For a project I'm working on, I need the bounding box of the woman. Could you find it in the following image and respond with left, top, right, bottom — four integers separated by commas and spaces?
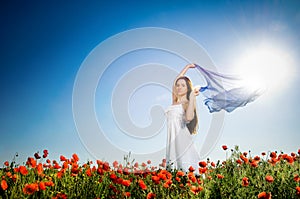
165, 63, 200, 171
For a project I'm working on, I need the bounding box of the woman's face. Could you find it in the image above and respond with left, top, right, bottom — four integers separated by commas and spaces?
175, 79, 188, 97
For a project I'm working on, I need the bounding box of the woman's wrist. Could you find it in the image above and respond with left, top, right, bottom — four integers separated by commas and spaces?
186, 64, 192, 69
189, 93, 196, 102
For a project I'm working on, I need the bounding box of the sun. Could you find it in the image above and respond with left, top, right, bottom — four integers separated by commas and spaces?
234, 43, 294, 96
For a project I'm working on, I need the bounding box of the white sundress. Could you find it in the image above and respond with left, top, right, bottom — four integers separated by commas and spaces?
165, 104, 200, 171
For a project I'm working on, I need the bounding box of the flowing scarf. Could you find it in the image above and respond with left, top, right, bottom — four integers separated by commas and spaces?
195, 64, 263, 113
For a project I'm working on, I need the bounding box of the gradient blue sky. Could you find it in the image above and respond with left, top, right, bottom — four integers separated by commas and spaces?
1, 0, 300, 165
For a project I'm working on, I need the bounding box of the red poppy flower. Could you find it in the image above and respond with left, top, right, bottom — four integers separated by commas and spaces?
96, 160, 103, 165
291, 152, 296, 157
34, 152, 41, 159
258, 191, 271, 199
39, 182, 46, 191
188, 172, 197, 183
284, 155, 294, 164
265, 175, 274, 183
97, 168, 104, 175
258, 192, 266, 198
37, 163, 43, 175
240, 155, 248, 163
43, 150, 48, 158
157, 173, 167, 180
236, 159, 242, 165
211, 162, 216, 167
71, 163, 80, 175
44, 181, 54, 187
188, 166, 195, 172
1, 180, 8, 191
190, 185, 203, 195
163, 180, 172, 188
124, 192, 131, 197
121, 167, 129, 175
5, 172, 11, 178
141, 162, 147, 167
122, 179, 131, 187
11, 174, 17, 182
53, 163, 61, 170
151, 176, 160, 184
4, 161, 9, 167
199, 167, 207, 174
53, 193, 67, 199
217, 174, 224, 179
199, 161, 207, 168
60, 155, 67, 162
242, 177, 249, 186
222, 145, 228, 150
296, 186, 300, 196
103, 162, 110, 171
250, 161, 258, 168
72, 154, 79, 162
176, 171, 185, 177
114, 177, 122, 184
26, 157, 36, 168
61, 162, 68, 170
112, 161, 118, 169
165, 171, 172, 179
268, 157, 278, 165
23, 183, 38, 195
254, 156, 260, 161
158, 169, 171, 179
138, 179, 147, 190
294, 175, 300, 182
85, 168, 92, 177
110, 173, 117, 181
147, 192, 156, 199
57, 171, 63, 179
19, 166, 28, 175
116, 167, 123, 174
270, 151, 277, 158
147, 160, 151, 164
261, 152, 266, 156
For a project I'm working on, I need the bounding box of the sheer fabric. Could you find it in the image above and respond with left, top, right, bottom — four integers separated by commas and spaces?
195, 64, 263, 113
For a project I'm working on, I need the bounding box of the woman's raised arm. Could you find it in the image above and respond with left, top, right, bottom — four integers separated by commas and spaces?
177, 63, 195, 78
172, 64, 196, 104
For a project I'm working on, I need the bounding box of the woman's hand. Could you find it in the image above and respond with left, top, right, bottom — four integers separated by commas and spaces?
186, 63, 196, 69
190, 87, 200, 98
177, 63, 196, 77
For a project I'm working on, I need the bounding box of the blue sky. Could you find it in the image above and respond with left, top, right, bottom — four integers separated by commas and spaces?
1, 0, 300, 166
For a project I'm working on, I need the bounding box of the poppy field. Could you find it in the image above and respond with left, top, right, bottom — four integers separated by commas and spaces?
1, 145, 300, 199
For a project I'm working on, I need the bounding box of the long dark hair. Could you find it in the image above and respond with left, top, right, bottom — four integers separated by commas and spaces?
175, 76, 198, 134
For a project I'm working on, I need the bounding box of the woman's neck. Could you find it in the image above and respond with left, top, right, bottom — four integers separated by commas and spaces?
176, 95, 188, 104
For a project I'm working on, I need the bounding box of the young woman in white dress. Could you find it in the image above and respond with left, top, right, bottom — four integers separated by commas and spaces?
165, 63, 201, 171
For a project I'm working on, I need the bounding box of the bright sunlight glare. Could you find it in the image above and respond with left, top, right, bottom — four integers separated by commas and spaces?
234, 43, 294, 96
